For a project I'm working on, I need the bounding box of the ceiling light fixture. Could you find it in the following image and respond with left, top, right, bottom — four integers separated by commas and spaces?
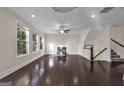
91, 14, 96, 18
31, 14, 35, 18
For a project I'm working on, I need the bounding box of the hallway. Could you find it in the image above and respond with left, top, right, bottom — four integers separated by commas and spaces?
1, 55, 124, 86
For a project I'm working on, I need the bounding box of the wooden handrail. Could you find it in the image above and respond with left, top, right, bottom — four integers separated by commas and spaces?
84, 44, 93, 49
84, 44, 93, 46
93, 48, 107, 59
111, 38, 124, 48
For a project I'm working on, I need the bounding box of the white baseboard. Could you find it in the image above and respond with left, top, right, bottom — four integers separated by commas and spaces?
0, 54, 45, 79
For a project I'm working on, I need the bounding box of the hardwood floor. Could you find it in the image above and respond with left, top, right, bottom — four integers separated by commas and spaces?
0, 54, 124, 86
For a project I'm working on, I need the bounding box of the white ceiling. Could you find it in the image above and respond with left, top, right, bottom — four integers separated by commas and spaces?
7, 7, 124, 34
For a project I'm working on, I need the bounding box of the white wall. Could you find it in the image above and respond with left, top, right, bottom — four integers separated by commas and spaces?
45, 33, 80, 54
93, 26, 111, 62
0, 8, 45, 79
84, 27, 105, 45
78, 28, 91, 59
110, 26, 124, 58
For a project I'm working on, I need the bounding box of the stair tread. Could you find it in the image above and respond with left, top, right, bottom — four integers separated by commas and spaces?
112, 60, 124, 61
112, 57, 123, 58
111, 56, 120, 58
111, 52, 116, 54
111, 49, 124, 62
111, 55, 120, 56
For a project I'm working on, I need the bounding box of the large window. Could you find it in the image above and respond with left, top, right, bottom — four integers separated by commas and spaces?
40, 37, 43, 50
17, 25, 29, 56
32, 33, 38, 52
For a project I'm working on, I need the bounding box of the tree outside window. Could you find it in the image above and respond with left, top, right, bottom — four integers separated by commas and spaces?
40, 37, 43, 50
33, 33, 38, 52
17, 26, 29, 56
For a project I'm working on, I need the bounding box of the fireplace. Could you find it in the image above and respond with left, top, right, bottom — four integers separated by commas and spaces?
57, 47, 66, 56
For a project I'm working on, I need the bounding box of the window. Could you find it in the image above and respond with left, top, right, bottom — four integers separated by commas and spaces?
17, 25, 29, 57
32, 33, 38, 52
40, 37, 43, 50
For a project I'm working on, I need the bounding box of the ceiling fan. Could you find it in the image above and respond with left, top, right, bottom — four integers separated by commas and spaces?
58, 25, 70, 33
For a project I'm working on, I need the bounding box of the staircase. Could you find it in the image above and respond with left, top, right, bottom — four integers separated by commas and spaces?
111, 50, 124, 62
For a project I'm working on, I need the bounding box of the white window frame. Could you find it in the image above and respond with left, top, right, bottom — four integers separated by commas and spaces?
16, 24, 29, 58
40, 36, 43, 51
32, 32, 39, 53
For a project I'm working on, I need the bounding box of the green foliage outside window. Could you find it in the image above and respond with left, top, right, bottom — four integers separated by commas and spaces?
33, 33, 38, 52
40, 37, 43, 50
17, 27, 27, 56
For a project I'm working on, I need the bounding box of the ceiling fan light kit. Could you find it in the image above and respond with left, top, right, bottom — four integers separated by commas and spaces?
60, 28, 65, 33
58, 25, 70, 33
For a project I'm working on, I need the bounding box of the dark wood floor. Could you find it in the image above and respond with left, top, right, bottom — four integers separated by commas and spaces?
0, 54, 124, 86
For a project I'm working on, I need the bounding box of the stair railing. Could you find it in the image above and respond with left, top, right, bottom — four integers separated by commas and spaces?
84, 44, 94, 61
84, 45, 107, 72
84, 45, 107, 61
93, 48, 107, 60
111, 38, 124, 48
84, 44, 93, 49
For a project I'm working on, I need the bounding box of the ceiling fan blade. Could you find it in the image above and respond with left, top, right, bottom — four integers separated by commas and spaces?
64, 30, 70, 33
64, 31, 68, 33
64, 29, 70, 32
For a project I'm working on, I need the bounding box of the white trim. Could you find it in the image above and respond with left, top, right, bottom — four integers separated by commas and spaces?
32, 32, 39, 54
45, 53, 80, 55
94, 60, 111, 62
16, 23, 30, 58
32, 51, 39, 54
79, 54, 111, 62
16, 54, 29, 59
0, 54, 45, 79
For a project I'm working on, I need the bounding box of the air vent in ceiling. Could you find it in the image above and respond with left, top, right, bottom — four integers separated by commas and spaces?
100, 7, 114, 13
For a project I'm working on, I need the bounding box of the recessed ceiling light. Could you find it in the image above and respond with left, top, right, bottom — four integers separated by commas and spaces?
91, 14, 96, 18
31, 14, 35, 18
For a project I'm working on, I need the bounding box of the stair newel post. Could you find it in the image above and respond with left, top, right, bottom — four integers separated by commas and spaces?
90, 46, 94, 61
90, 46, 94, 72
